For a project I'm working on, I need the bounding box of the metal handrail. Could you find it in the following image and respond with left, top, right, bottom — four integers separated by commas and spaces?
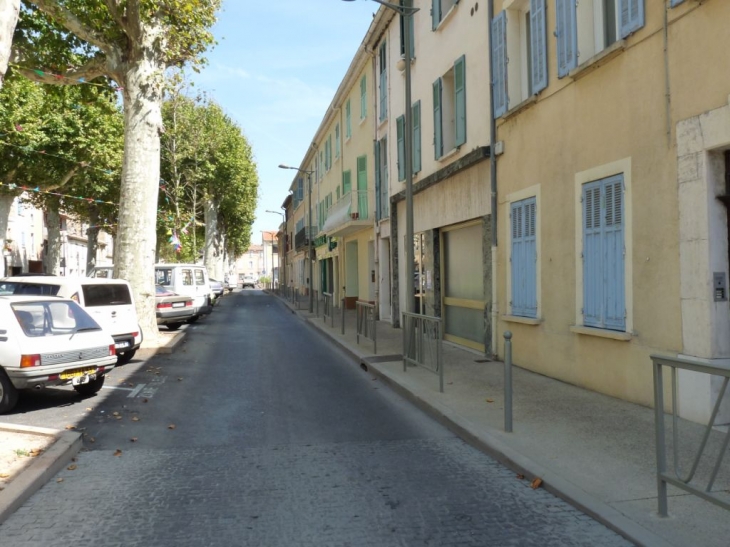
356, 301, 377, 354
323, 292, 334, 327
651, 354, 730, 516
402, 311, 443, 392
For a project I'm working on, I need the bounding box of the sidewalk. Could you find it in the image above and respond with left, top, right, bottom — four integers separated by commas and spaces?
276, 291, 729, 547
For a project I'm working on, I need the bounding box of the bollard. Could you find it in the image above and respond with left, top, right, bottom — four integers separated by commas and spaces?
341, 298, 346, 335
504, 331, 513, 433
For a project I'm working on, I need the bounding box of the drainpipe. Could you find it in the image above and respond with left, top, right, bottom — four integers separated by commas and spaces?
488, 0, 499, 359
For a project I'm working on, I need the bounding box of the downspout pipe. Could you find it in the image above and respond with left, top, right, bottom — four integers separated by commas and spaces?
488, 0, 499, 359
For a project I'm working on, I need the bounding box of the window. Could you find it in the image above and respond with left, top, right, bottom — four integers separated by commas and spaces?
319, 151, 324, 180
325, 136, 332, 172
432, 0, 458, 29
510, 198, 537, 317
379, 40, 388, 122
182, 269, 193, 286
400, 1, 415, 58
582, 175, 625, 331
375, 136, 389, 220
670, 0, 685, 6
342, 170, 352, 195
356, 155, 368, 219
555, 0, 644, 78
335, 124, 340, 159
194, 269, 205, 286
433, 55, 466, 159
492, 0, 548, 117
360, 75, 367, 120
346, 100, 352, 139
396, 101, 421, 181
82, 284, 132, 307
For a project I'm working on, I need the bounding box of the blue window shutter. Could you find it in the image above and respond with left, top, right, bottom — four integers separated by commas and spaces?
492, 12, 508, 117
454, 55, 467, 147
603, 176, 625, 330
412, 101, 422, 174
396, 115, 406, 181
619, 0, 644, 38
511, 198, 537, 318
555, 0, 577, 78
432, 0, 440, 30
374, 139, 381, 220
670, 0, 685, 6
583, 181, 603, 327
432, 78, 443, 159
530, 0, 548, 94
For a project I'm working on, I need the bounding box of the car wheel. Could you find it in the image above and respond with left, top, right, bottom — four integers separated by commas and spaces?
116, 349, 137, 365
166, 322, 183, 331
73, 374, 106, 397
0, 369, 19, 414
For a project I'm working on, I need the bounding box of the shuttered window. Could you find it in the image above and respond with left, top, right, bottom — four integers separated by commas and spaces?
335, 124, 340, 158
432, 78, 443, 158
360, 75, 367, 119
492, 12, 508, 117
454, 55, 466, 147
342, 170, 352, 195
511, 198, 538, 318
400, 1, 415, 58
379, 41, 388, 122
619, 0, 644, 38
670, 0, 685, 6
412, 101, 422, 174
530, 0, 548, 94
345, 100, 352, 139
396, 115, 406, 181
583, 175, 625, 331
555, 0, 577, 78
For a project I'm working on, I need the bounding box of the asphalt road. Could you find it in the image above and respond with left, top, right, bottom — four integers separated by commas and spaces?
1, 290, 632, 546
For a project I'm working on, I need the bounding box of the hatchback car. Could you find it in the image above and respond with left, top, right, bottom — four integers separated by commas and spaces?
155, 285, 194, 330
0, 296, 117, 413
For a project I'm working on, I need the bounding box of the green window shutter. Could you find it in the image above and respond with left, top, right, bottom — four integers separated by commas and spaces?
396, 115, 406, 182
346, 100, 352, 138
335, 124, 340, 158
379, 41, 388, 122
432, 78, 443, 159
454, 55, 466, 147
432, 0, 440, 30
360, 75, 367, 119
374, 139, 381, 220
356, 155, 368, 219
412, 101, 421, 174
343, 170, 352, 194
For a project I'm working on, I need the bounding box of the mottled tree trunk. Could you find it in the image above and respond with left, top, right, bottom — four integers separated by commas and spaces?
204, 197, 223, 279
44, 207, 61, 275
0, 194, 13, 276
114, 52, 165, 342
85, 206, 99, 275
0, 0, 19, 90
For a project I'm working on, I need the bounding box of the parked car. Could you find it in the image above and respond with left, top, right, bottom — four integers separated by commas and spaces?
155, 264, 213, 322
0, 276, 143, 365
209, 278, 224, 299
87, 265, 114, 278
0, 296, 118, 413
240, 274, 256, 289
155, 285, 194, 330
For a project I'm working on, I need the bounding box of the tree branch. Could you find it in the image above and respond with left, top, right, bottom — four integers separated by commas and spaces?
14, 55, 108, 86
26, 0, 117, 56
101, 0, 127, 34
45, 163, 84, 191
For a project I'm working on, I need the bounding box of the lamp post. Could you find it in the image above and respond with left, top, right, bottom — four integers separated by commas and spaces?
343, 0, 418, 315
279, 164, 315, 313
266, 209, 285, 289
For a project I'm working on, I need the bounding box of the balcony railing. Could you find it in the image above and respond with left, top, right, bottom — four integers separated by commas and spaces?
294, 226, 316, 251
321, 190, 372, 236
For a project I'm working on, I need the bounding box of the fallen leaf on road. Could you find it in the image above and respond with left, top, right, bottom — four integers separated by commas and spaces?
168, 424, 176, 430
115, 416, 122, 420
65, 425, 76, 430
67, 465, 77, 471
85, 407, 92, 412
516, 474, 525, 480
56, 478, 64, 483
89, 437, 95, 443
130, 437, 138, 443
113, 449, 122, 457
177, 377, 183, 381
143, 398, 149, 403
30, 448, 42, 456
531, 478, 543, 489
486, 399, 494, 403
0, 473, 10, 478
112, 411, 120, 417
131, 416, 140, 422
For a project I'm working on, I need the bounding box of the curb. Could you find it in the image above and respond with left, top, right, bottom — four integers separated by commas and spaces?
286, 300, 674, 547
0, 424, 82, 525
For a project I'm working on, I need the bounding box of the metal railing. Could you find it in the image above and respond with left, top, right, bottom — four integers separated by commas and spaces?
651, 354, 730, 516
402, 312, 443, 392
356, 301, 376, 354
323, 292, 334, 327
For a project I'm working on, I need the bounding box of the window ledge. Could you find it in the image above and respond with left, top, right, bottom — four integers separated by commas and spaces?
378, 117, 388, 130
570, 325, 632, 341
437, 147, 460, 163
434, 4, 458, 32
359, 116, 367, 127
569, 40, 626, 81
503, 95, 538, 120
502, 315, 541, 326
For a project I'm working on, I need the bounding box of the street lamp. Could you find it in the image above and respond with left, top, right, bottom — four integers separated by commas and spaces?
265, 209, 285, 289
343, 0, 418, 315
279, 164, 315, 313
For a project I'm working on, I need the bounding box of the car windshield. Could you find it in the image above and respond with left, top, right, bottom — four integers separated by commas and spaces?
81, 284, 132, 306
12, 300, 101, 337
0, 282, 61, 296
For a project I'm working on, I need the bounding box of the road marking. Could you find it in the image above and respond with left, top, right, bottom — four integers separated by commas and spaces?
127, 384, 147, 398
102, 386, 135, 392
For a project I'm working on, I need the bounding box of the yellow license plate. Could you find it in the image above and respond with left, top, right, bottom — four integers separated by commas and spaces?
59, 367, 97, 380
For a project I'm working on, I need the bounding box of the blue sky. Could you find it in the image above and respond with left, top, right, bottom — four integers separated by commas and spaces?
193, 0, 379, 247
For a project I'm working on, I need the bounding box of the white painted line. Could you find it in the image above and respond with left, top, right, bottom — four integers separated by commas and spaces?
127, 384, 147, 398
101, 386, 135, 392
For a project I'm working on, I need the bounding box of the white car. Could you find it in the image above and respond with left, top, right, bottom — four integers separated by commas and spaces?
0, 276, 143, 365
0, 296, 117, 414
154, 264, 214, 322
